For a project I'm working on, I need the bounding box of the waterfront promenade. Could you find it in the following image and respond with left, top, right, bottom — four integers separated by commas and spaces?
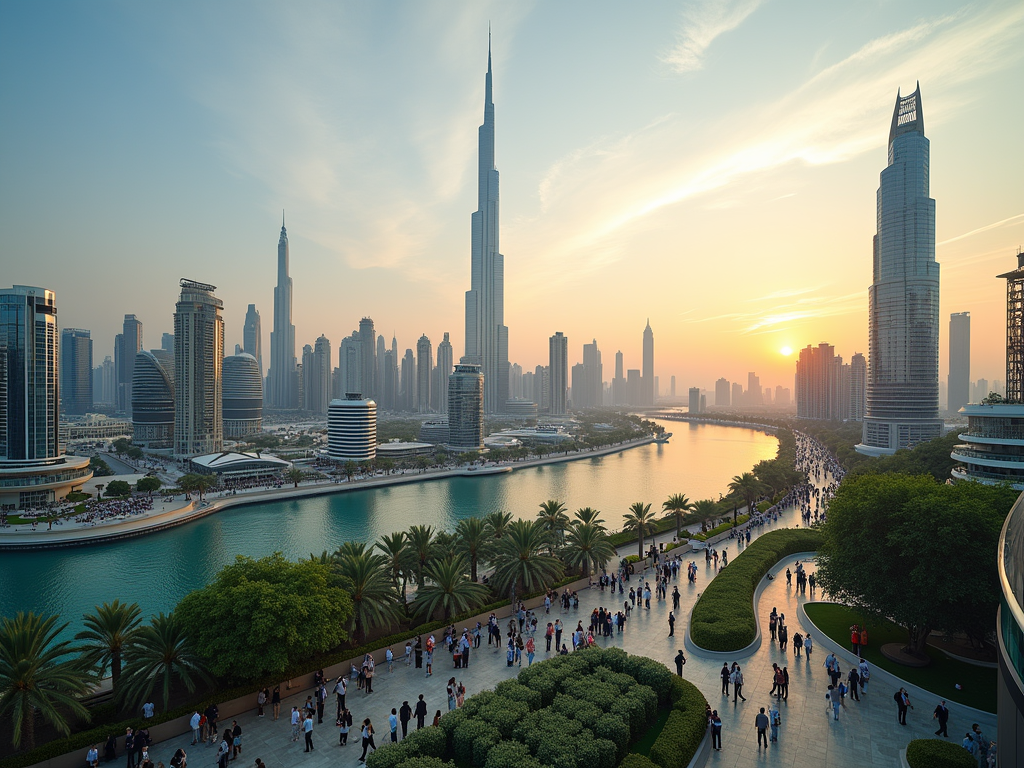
0, 436, 657, 549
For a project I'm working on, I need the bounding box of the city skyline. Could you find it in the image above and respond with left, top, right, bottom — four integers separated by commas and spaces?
2, 2, 1022, 391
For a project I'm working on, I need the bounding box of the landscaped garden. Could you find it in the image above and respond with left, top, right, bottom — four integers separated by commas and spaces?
689, 528, 822, 652
365, 646, 709, 768
803, 602, 996, 712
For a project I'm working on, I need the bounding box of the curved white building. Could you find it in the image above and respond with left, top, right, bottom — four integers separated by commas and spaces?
132, 350, 175, 448
327, 394, 376, 462
223, 353, 263, 439
951, 404, 1024, 490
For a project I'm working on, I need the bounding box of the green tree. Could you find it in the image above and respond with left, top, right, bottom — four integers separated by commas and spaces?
377, 458, 395, 476
376, 532, 413, 608
484, 510, 513, 540
75, 600, 141, 691
563, 521, 615, 578
490, 519, 564, 599
455, 517, 491, 582
407, 524, 437, 588
116, 613, 210, 710
622, 501, 657, 559
284, 467, 304, 488
135, 477, 162, 497
727, 472, 767, 521
661, 493, 693, 540
0, 613, 94, 750
104, 480, 132, 497
126, 446, 144, 461
848, 432, 961, 483
175, 554, 353, 680
334, 550, 402, 642
89, 456, 115, 476
815, 474, 1015, 654
536, 500, 570, 545
343, 461, 358, 481
689, 499, 719, 533
112, 438, 131, 455
573, 507, 605, 528
412, 555, 489, 621
178, 473, 216, 501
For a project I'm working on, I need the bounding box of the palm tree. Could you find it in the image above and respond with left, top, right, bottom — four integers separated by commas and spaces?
434, 530, 458, 553
406, 524, 437, 588
662, 494, 694, 540
689, 499, 720, 533
574, 507, 605, 529
334, 551, 402, 642
334, 541, 368, 560
622, 501, 657, 559
536, 500, 570, 545
483, 510, 513, 540
412, 555, 489, 621
284, 467, 304, 488
728, 472, 767, 522
455, 517, 490, 582
376, 532, 412, 607
0, 613, 94, 750
490, 519, 564, 599
563, 522, 616, 578
75, 600, 141, 691
116, 613, 210, 711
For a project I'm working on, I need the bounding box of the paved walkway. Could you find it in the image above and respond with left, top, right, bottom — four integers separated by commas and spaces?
124, 479, 993, 768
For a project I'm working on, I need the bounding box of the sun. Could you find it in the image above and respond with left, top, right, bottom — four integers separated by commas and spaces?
780, 346, 793, 356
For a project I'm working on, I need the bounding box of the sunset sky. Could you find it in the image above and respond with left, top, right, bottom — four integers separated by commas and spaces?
2, 0, 1022, 395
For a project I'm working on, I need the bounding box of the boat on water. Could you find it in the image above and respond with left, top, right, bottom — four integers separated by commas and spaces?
461, 465, 512, 476
654, 433, 672, 444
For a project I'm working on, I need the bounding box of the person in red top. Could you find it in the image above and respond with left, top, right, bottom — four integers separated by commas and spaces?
858, 628, 868, 659
850, 625, 860, 656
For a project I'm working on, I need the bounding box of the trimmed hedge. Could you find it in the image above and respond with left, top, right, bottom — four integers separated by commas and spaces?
691, 515, 750, 542
906, 739, 977, 768
689, 528, 822, 651
368, 647, 707, 768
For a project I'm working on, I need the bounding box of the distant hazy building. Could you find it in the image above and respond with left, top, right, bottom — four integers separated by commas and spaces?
338, 333, 361, 399
670, 376, 676, 398
0, 286, 92, 506
508, 361, 523, 401
796, 344, 842, 420
174, 279, 224, 458
612, 350, 626, 405
301, 335, 331, 415
223, 353, 263, 439
775, 386, 791, 408
641, 321, 655, 405
359, 318, 377, 400
715, 378, 731, 407
946, 312, 971, 414
60, 328, 92, 415
859, 84, 941, 455
570, 363, 586, 410
973, 379, 990, 404
436, 333, 453, 411
549, 332, 568, 415
448, 363, 484, 451
132, 349, 175, 448
688, 387, 701, 415
627, 369, 642, 406
417, 334, 432, 412
849, 353, 866, 421
161, 333, 174, 354
731, 382, 743, 406
243, 304, 262, 377
270, 217, 296, 409
116, 314, 143, 416
100, 356, 115, 405
746, 372, 762, 406
581, 339, 602, 409
327, 394, 376, 462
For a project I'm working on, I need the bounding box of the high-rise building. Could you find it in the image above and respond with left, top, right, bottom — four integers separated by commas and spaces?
0, 286, 93, 507
859, 84, 941, 455
715, 378, 731, 407
301, 345, 314, 410
400, 349, 415, 411
301, 335, 331, 415
641, 321, 654, 406
746, 372, 762, 406
448, 363, 484, 451
973, 379, 990, 404
358, 318, 377, 400
222, 353, 263, 439
174, 279, 224, 458
376, 335, 387, 407
243, 304, 262, 377
849, 353, 866, 421
570, 363, 585, 409
101, 355, 115, 405
270, 216, 296, 409
626, 369, 642, 406
116, 314, 143, 416
947, 312, 970, 414
612, 351, 626, 405
161, 333, 174, 354
464, 38, 509, 414
508, 361, 523, 401
688, 387, 701, 415
416, 334, 432, 412
795, 344, 843, 420
581, 339, 602, 409
670, 376, 676, 399
60, 328, 92, 415
548, 332, 568, 415
731, 382, 743, 405
132, 349, 175, 448
327, 394, 376, 462
775, 385, 791, 409
338, 333, 362, 398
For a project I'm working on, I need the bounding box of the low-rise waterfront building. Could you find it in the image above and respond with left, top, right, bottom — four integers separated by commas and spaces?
951, 405, 1024, 489
327, 394, 377, 462
188, 450, 290, 483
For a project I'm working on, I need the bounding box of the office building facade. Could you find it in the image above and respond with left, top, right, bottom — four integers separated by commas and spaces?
327, 394, 376, 462
243, 304, 262, 377
447, 364, 484, 451
174, 279, 224, 458
223, 353, 263, 439
132, 349, 175, 448
548, 332, 568, 415
60, 328, 92, 415
948, 312, 970, 413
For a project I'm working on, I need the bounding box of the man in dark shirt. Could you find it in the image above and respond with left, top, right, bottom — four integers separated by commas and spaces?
933, 700, 949, 737
414, 694, 428, 729
755, 708, 769, 750
399, 701, 412, 738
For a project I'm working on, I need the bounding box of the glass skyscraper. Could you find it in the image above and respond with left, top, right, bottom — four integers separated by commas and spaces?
858, 84, 942, 455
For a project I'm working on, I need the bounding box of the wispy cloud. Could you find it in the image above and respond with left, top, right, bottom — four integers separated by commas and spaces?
661, 0, 766, 73
681, 290, 863, 335
937, 212, 1024, 246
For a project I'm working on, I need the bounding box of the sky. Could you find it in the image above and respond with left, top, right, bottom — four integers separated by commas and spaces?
2, 0, 1023, 395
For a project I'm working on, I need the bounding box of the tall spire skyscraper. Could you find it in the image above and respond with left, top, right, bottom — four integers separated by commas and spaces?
270, 214, 296, 409
641, 320, 655, 406
858, 84, 941, 455
464, 35, 509, 414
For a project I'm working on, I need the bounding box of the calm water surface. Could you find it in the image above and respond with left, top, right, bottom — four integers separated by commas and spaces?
0, 422, 776, 632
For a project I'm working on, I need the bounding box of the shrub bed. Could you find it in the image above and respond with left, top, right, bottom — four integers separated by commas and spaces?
367, 647, 708, 768
689, 528, 822, 652
905, 739, 977, 768
691, 515, 750, 542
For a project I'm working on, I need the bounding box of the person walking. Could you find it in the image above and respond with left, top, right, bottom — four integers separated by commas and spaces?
847, 666, 860, 702
399, 701, 411, 739
358, 719, 375, 763
781, 667, 789, 701
272, 686, 281, 721
668, 611, 676, 637
894, 688, 912, 725
803, 633, 813, 658
290, 707, 301, 742
972, 724, 991, 764
256, 688, 267, 718
230, 721, 242, 760
720, 663, 730, 697
334, 676, 347, 720
674, 650, 686, 676
826, 686, 840, 721
933, 700, 949, 737
769, 703, 780, 743
414, 694, 428, 729
732, 666, 746, 702
388, 709, 399, 743
189, 711, 201, 745
710, 710, 723, 752
755, 708, 769, 750
303, 712, 314, 752
337, 709, 352, 745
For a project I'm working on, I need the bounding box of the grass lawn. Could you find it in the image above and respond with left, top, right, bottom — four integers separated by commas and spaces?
804, 603, 995, 712
629, 707, 670, 756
